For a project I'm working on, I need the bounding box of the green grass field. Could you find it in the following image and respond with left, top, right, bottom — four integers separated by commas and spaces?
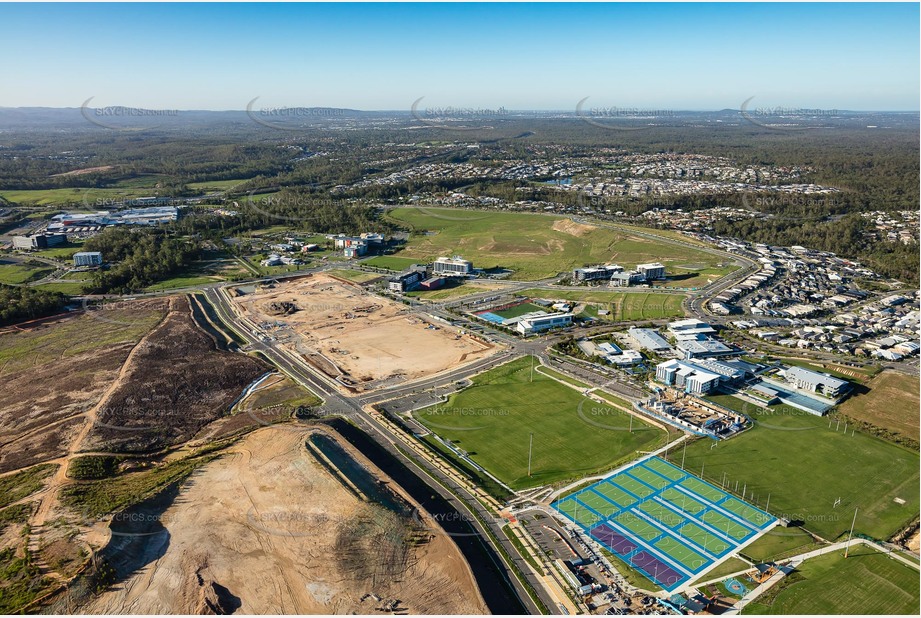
386, 208, 727, 281
30, 242, 86, 260
186, 179, 246, 192
0, 263, 54, 285
414, 356, 665, 489
492, 302, 548, 319
680, 395, 920, 541
0, 187, 152, 206
523, 289, 686, 321
405, 281, 504, 302
361, 255, 422, 271
143, 275, 221, 291
742, 546, 920, 614
741, 527, 822, 563
31, 282, 87, 295
326, 269, 383, 283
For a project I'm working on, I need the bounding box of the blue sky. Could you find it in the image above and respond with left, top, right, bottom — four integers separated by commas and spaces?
1, 2, 918, 111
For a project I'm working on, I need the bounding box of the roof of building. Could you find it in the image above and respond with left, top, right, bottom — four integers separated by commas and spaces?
784, 365, 848, 389
628, 327, 671, 350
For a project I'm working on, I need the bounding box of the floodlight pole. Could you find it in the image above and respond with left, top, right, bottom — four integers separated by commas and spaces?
528, 432, 534, 477
844, 507, 858, 558
765, 493, 771, 513
681, 441, 687, 470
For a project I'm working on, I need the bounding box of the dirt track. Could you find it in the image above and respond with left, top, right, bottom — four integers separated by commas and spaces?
81, 426, 489, 615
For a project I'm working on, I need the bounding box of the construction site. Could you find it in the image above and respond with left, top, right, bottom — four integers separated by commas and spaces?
230, 274, 496, 391
637, 390, 749, 439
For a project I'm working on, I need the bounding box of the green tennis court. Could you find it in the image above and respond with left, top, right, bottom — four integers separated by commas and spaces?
678, 522, 731, 555
660, 487, 708, 515
578, 492, 621, 517
557, 498, 601, 527
615, 475, 656, 499
615, 511, 662, 542
701, 509, 751, 540
655, 536, 708, 571
629, 466, 672, 490
721, 496, 772, 528
639, 501, 687, 529
595, 482, 637, 508
681, 476, 728, 503
645, 457, 686, 481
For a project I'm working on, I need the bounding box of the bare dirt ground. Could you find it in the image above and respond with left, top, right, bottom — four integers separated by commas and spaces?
551, 218, 594, 237
81, 426, 488, 615
232, 274, 496, 388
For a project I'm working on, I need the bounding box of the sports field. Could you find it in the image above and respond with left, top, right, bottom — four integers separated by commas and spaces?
681, 395, 920, 541
386, 208, 728, 281
553, 456, 776, 592
742, 545, 920, 614
414, 356, 665, 489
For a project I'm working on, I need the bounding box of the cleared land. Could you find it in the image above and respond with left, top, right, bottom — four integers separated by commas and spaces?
523, 289, 686, 321
0, 303, 168, 473
742, 546, 920, 614
83, 296, 270, 453
414, 356, 665, 489
79, 427, 488, 615
386, 208, 728, 281
232, 274, 495, 389
839, 370, 920, 439
681, 395, 920, 541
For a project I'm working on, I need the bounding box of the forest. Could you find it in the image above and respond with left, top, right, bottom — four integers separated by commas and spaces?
0, 285, 67, 327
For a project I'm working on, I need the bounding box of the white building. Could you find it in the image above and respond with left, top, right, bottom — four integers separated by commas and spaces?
782, 366, 850, 399
516, 312, 572, 335
73, 251, 103, 267
433, 256, 473, 276
636, 262, 666, 280
655, 360, 721, 395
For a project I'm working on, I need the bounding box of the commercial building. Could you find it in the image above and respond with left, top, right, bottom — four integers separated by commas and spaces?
655, 359, 721, 395
572, 264, 623, 282
516, 312, 572, 335
73, 251, 103, 267
433, 256, 473, 276
628, 327, 671, 352
418, 276, 445, 290
781, 366, 850, 399
667, 319, 716, 337
12, 233, 66, 250
388, 269, 425, 292
608, 271, 646, 287
676, 336, 735, 359
327, 234, 369, 258
636, 262, 666, 280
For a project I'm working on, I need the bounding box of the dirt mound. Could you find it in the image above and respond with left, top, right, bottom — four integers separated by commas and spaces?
552, 218, 595, 237
80, 427, 488, 615
266, 301, 299, 316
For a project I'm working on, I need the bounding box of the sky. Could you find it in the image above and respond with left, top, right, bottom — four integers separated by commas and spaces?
0, 2, 918, 111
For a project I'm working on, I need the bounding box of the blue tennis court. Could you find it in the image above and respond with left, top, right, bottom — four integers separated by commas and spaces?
552, 456, 775, 592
